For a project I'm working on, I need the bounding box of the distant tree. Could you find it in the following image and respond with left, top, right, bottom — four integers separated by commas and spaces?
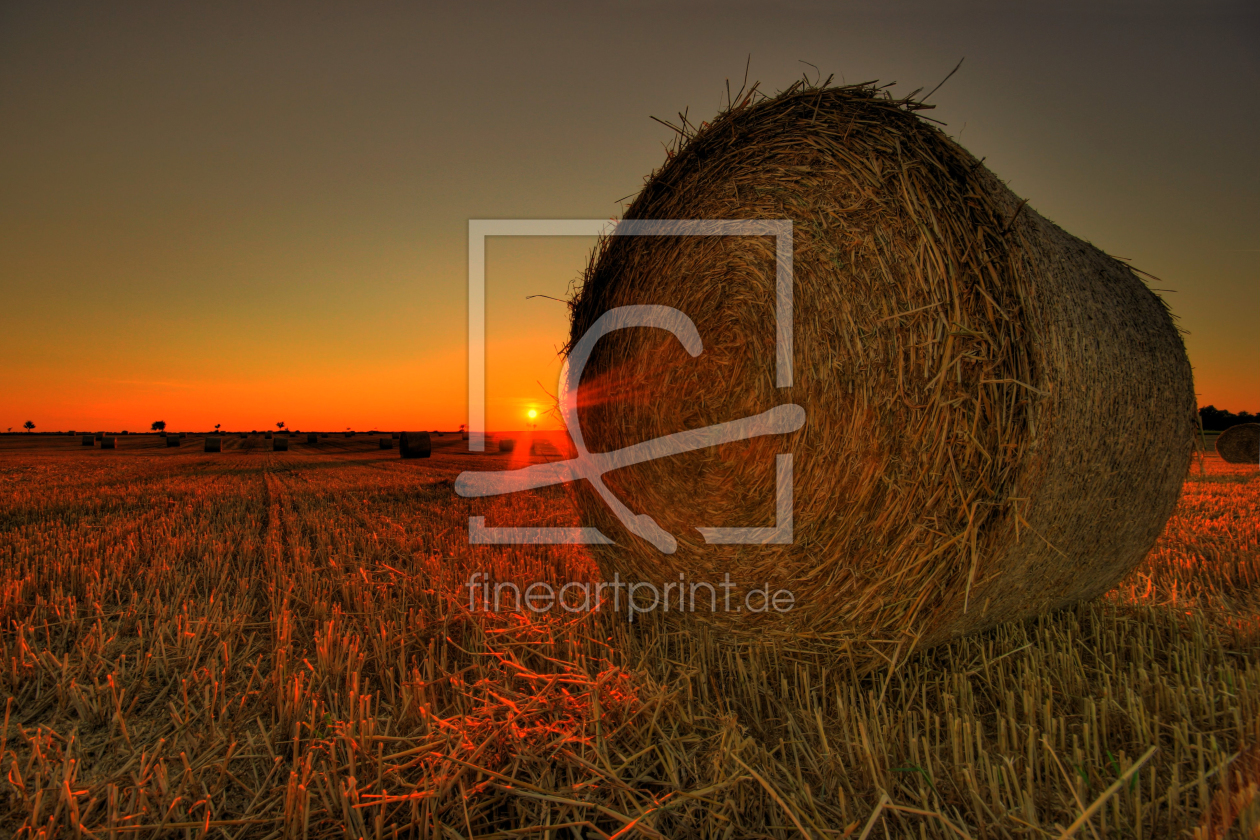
215, 423, 221, 433
276, 421, 286, 431
151, 420, 166, 432
1200, 405, 1260, 432
23, 421, 34, 433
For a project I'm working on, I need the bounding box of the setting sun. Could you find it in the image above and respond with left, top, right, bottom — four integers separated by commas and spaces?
527, 409, 538, 419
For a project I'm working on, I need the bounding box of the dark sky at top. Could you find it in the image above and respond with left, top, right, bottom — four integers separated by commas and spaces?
1, 1, 1256, 429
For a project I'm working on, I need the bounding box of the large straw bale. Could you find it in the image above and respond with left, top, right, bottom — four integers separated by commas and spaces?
99, 437, 116, 450
205, 436, 222, 453
399, 432, 431, 459
307, 433, 318, 444
273, 436, 289, 451
166, 435, 180, 448
567, 83, 1196, 654
1216, 423, 1259, 465
81, 435, 94, 446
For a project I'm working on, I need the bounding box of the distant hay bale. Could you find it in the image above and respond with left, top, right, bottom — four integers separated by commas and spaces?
399, 432, 431, 459
498, 438, 515, 453
462, 431, 469, 440
1216, 423, 1260, 465
204, 436, 222, 453
567, 83, 1196, 655
380, 438, 394, 449
273, 436, 289, 451
100, 437, 116, 450
239, 433, 248, 438
321, 433, 329, 439
265, 433, 273, 439
345, 431, 355, 438
166, 435, 180, 448
94, 433, 104, 441
81, 435, 94, 446
307, 433, 318, 444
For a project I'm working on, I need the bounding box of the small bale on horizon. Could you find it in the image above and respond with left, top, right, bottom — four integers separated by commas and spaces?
499, 438, 515, 452
1216, 423, 1260, 465
399, 432, 431, 459
100, 437, 116, 450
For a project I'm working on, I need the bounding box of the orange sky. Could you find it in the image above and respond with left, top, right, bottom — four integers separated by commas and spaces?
1, 2, 1256, 433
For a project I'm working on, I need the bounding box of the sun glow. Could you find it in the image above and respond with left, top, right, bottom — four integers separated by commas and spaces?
527, 409, 538, 419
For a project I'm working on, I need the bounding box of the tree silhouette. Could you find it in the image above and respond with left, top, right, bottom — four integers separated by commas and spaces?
151, 420, 166, 432
276, 421, 286, 431
215, 424, 221, 433
1200, 405, 1259, 432
23, 421, 34, 433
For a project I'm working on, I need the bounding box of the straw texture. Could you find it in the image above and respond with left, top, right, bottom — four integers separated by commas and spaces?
568, 82, 1197, 656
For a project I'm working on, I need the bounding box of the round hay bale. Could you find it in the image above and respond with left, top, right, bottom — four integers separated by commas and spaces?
273, 436, 289, 451
205, 436, 222, 452
100, 436, 116, 450
81, 435, 94, 446
399, 431, 431, 459
94, 432, 104, 441
264, 432, 273, 440
166, 435, 180, 448
567, 83, 1196, 655
1216, 423, 1259, 465
380, 437, 394, 449
345, 431, 355, 438
498, 438, 515, 453
321, 433, 329, 439
307, 433, 318, 444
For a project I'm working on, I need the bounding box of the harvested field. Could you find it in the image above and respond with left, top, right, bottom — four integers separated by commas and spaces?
0, 435, 1256, 838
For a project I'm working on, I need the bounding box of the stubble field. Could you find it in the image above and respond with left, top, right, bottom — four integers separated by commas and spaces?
1, 433, 1257, 838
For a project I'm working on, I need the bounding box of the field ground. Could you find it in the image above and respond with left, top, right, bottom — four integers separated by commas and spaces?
0, 434, 1257, 838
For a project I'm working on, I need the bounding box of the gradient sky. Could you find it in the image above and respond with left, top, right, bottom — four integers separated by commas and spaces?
1, 1, 1256, 432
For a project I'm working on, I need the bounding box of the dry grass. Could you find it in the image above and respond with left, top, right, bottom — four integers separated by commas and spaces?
0, 438, 1255, 838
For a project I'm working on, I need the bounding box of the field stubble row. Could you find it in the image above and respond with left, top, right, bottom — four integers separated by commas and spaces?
0, 441, 1257, 838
